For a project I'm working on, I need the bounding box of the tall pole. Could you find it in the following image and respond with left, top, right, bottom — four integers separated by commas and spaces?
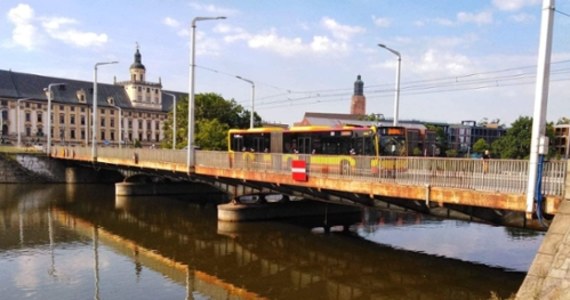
188, 16, 226, 171
16, 97, 31, 148
378, 44, 401, 126
46, 83, 65, 156
236, 76, 255, 128
164, 92, 177, 149
526, 0, 555, 218
92, 61, 118, 161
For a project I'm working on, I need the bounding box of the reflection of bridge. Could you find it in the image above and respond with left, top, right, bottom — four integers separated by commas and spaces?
51, 146, 569, 228
52, 192, 523, 300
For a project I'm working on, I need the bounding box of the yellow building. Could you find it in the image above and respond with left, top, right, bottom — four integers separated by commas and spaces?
0, 47, 181, 147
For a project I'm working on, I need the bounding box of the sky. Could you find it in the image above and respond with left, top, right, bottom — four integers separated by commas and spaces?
1, 0, 570, 127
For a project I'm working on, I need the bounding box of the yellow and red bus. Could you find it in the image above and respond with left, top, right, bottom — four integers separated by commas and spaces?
228, 125, 408, 174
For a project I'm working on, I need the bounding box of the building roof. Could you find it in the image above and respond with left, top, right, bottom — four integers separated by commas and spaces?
0, 69, 181, 113
296, 112, 428, 130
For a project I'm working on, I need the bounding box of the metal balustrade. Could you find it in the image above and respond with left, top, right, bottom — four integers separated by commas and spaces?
51, 147, 567, 197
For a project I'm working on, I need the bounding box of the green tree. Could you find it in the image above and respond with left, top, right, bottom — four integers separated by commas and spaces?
491, 116, 555, 159
162, 93, 261, 150
472, 138, 489, 154
445, 149, 458, 157
195, 119, 229, 150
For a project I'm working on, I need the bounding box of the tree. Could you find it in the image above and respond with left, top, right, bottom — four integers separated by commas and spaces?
161, 93, 262, 150
491, 116, 556, 159
472, 138, 489, 154
557, 117, 570, 125
195, 119, 229, 150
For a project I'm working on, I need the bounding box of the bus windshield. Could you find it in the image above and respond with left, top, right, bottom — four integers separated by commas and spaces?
378, 127, 407, 156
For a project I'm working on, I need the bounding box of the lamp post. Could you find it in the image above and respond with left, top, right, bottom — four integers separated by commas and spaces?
164, 92, 177, 150
236, 76, 255, 129
45, 83, 65, 156
16, 97, 32, 148
378, 44, 401, 126
93, 61, 118, 161
111, 104, 122, 149
188, 16, 226, 170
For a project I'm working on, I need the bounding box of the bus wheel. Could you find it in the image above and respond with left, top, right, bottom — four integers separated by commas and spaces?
340, 160, 350, 175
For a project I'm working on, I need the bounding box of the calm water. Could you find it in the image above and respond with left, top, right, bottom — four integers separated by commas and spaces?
0, 184, 544, 300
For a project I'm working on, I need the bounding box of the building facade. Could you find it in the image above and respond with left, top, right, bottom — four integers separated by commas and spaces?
447, 120, 506, 155
0, 47, 181, 147
554, 124, 570, 159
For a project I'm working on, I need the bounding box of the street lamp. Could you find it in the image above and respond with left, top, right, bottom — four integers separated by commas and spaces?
16, 97, 32, 148
93, 61, 118, 161
236, 76, 255, 129
378, 43, 401, 126
45, 83, 65, 156
188, 16, 226, 170
110, 103, 122, 149
163, 92, 177, 150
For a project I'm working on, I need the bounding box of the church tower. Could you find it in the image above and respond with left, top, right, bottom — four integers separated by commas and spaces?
121, 44, 163, 110
350, 75, 366, 115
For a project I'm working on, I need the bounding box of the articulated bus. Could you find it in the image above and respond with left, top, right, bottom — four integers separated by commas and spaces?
227, 125, 408, 175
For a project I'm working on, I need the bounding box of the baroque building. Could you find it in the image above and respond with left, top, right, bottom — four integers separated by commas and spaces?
0, 47, 181, 147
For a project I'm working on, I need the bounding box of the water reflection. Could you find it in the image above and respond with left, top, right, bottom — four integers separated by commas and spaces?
0, 184, 537, 299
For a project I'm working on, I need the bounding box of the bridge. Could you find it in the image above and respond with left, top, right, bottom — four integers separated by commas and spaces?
49, 146, 569, 229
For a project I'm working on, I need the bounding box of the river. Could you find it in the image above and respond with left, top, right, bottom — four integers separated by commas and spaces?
0, 184, 543, 299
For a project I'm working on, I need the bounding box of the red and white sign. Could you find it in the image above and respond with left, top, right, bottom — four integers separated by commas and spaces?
291, 160, 307, 181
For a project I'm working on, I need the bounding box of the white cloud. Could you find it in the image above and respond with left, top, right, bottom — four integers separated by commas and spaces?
412, 49, 473, 76
321, 17, 365, 41
42, 17, 108, 47
7, 3, 38, 50
248, 29, 306, 56
310, 36, 348, 53
6, 3, 108, 49
510, 13, 535, 23
492, 0, 541, 11
457, 11, 493, 25
372, 15, 391, 27
188, 2, 239, 16
163, 17, 180, 28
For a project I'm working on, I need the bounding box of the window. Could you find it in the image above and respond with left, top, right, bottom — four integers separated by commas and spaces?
146, 88, 150, 93
25, 113, 31, 122
110, 118, 114, 128
25, 102, 30, 108
155, 133, 159, 141
70, 106, 75, 111
59, 114, 65, 124
155, 121, 159, 130
81, 107, 85, 112
60, 105, 64, 110
110, 132, 115, 141
101, 131, 105, 141
70, 130, 75, 139
37, 113, 42, 123
70, 115, 75, 125
100, 118, 105, 127
128, 120, 132, 129
26, 127, 31, 137
80, 115, 85, 125
37, 104, 42, 109
147, 120, 151, 130
81, 130, 85, 140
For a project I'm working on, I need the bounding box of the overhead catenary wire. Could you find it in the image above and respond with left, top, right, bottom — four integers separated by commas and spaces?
195, 60, 570, 109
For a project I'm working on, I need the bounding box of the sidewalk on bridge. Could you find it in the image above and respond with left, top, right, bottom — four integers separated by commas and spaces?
517, 200, 570, 299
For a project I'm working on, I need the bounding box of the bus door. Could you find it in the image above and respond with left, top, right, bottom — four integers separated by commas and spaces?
298, 137, 311, 154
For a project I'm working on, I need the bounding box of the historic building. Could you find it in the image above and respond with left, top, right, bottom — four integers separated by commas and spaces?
0, 47, 181, 147
350, 75, 366, 115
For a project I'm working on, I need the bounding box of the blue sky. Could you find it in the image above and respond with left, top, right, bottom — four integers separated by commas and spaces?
1, 0, 569, 126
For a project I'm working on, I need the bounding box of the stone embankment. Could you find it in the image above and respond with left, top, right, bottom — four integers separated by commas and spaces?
0, 153, 58, 183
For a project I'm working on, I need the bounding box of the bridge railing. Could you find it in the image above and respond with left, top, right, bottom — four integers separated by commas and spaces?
51, 147, 567, 197
195, 151, 567, 197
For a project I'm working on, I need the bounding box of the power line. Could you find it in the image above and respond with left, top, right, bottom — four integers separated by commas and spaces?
555, 9, 570, 18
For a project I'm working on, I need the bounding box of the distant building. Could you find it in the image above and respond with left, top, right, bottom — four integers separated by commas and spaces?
554, 124, 570, 159
350, 75, 366, 115
0, 46, 182, 147
447, 120, 506, 154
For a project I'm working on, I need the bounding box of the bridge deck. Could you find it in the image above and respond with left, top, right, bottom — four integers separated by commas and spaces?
51, 147, 567, 213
